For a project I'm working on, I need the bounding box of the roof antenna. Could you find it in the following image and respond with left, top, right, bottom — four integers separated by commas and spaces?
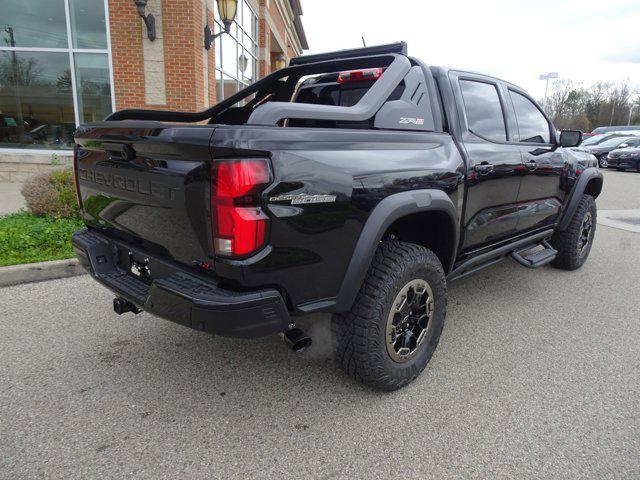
361, 36, 366, 47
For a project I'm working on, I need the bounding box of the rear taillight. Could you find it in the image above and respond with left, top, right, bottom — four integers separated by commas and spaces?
73, 144, 82, 210
337, 67, 383, 84
211, 159, 271, 258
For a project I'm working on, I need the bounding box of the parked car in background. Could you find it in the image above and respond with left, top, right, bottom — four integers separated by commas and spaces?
580, 132, 638, 147
606, 146, 640, 171
591, 125, 640, 134
582, 125, 640, 140
584, 136, 640, 167
0, 114, 30, 144
24, 123, 76, 148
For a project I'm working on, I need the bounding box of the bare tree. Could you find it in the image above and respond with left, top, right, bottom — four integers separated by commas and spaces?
546, 79, 640, 131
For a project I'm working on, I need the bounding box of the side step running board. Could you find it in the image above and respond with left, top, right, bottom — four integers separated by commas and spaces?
510, 240, 557, 269
447, 229, 554, 281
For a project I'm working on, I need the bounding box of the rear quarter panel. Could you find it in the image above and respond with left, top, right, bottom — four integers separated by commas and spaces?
211, 125, 464, 310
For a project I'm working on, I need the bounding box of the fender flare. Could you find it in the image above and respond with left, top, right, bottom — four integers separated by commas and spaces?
557, 168, 603, 231
332, 189, 458, 312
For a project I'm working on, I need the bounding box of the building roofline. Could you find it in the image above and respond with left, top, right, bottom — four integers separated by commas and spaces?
289, 0, 308, 50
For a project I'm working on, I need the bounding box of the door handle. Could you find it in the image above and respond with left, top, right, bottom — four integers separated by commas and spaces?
473, 162, 494, 174
525, 159, 538, 170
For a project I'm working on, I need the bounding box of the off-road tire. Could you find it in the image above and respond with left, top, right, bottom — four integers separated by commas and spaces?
550, 194, 597, 270
331, 241, 447, 391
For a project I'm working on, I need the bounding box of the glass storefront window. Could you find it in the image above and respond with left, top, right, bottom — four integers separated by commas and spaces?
74, 53, 111, 123
0, 51, 75, 149
242, 5, 255, 39
0, 0, 113, 150
222, 75, 238, 100
221, 33, 237, 75
2, 0, 68, 48
214, 0, 257, 102
69, 0, 108, 49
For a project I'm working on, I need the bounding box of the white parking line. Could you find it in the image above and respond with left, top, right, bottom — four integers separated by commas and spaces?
597, 209, 640, 233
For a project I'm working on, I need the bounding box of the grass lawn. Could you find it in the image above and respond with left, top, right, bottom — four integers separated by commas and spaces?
0, 212, 84, 267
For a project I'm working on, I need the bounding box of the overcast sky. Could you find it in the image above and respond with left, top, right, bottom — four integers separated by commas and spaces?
302, 0, 639, 100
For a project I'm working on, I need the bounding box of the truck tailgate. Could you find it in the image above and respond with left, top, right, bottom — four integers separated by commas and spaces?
74, 121, 215, 266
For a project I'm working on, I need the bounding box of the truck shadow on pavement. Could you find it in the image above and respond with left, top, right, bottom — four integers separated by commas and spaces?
81, 255, 558, 417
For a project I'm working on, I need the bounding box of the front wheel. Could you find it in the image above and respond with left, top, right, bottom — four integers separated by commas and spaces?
550, 194, 597, 270
332, 241, 447, 391
598, 156, 608, 168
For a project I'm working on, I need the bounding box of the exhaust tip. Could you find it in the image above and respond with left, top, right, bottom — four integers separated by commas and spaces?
283, 327, 312, 353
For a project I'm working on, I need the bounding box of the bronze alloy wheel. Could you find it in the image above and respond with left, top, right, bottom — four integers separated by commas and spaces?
385, 279, 435, 363
578, 211, 593, 256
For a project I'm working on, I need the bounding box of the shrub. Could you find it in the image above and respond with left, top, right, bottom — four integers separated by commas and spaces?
21, 168, 78, 218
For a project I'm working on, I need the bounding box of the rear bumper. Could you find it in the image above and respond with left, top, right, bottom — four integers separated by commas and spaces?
72, 229, 291, 338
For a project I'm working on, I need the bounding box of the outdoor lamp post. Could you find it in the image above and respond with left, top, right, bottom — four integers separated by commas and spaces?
134, 0, 156, 41
274, 53, 286, 70
204, 0, 238, 50
238, 53, 248, 75
539, 71, 558, 114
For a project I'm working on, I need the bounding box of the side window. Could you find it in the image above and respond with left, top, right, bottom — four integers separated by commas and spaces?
459, 80, 507, 142
509, 90, 550, 144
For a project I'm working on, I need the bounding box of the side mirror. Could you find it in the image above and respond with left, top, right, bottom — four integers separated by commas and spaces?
619, 143, 628, 148
559, 129, 582, 148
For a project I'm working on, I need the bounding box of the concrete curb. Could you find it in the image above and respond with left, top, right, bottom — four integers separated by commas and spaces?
0, 258, 86, 287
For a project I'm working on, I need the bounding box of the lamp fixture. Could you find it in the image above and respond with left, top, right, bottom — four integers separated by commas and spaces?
238, 53, 248, 74
274, 53, 286, 70
204, 0, 238, 50
134, 0, 156, 41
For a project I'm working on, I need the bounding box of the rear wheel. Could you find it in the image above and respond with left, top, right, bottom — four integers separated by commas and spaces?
550, 194, 597, 270
332, 241, 447, 391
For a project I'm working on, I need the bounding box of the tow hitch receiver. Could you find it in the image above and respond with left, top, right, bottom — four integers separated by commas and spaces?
113, 297, 141, 315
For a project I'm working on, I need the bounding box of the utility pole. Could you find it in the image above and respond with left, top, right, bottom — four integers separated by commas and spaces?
627, 104, 637, 126
4, 26, 24, 140
609, 101, 615, 126
539, 72, 558, 114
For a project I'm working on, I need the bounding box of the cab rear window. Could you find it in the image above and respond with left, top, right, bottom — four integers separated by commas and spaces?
288, 80, 404, 129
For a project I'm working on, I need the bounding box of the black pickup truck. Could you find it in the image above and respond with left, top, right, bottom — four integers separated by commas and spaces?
72, 43, 603, 390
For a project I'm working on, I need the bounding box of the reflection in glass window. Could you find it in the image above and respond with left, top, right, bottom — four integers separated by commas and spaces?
0, 0, 112, 149
509, 90, 550, 143
238, 48, 253, 82
221, 33, 237, 75
69, 0, 108, 49
74, 53, 112, 123
0, 51, 75, 149
460, 80, 506, 142
223, 75, 238, 100
2, 0, 68, 48
215, 31, 222, 69
242, 4, 255, 38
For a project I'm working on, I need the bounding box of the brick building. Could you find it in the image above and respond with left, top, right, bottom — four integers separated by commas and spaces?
0, 0, 307, 178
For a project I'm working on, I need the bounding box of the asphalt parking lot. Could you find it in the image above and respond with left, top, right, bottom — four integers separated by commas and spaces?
1, 170, 639, 480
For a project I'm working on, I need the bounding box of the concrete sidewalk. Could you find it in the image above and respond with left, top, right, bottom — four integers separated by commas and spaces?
0, 182, 25, 215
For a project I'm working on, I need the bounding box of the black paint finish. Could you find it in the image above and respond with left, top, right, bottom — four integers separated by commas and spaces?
73, 61, 600, 324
